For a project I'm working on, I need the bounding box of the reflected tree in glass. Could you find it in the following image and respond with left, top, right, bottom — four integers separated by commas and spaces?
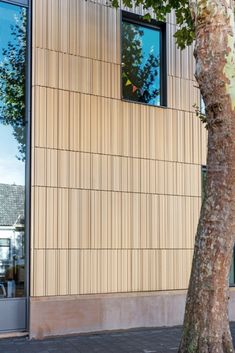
0, 8, 27, 161
122, 21, 161, 105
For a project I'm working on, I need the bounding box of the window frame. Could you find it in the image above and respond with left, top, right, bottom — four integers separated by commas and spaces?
121, 11, 167, 107
201, 165, 207, 200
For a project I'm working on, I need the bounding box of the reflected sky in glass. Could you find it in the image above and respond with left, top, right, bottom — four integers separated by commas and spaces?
138, 24, 161, 101
0, 2, 25, 185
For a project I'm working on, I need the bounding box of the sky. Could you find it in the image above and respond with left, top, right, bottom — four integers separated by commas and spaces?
0, 2, 25, 186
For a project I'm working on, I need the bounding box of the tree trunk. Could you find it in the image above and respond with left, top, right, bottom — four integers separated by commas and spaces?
179, 1, 235, 352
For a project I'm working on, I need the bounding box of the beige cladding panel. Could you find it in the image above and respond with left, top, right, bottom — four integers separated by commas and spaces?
32, 186, 200, 250
167, 24, 195, 81
31, 0, 207, 296
34, 0, 120, 63
32, 249, 193, 296
33, 88, 205, 164
33, 148, 202, 197
167, 76, 200, 112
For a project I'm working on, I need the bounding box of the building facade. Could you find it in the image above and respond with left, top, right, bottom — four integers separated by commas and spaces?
0, 0, 231, 339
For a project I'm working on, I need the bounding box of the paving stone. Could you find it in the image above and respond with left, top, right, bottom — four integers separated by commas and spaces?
0, 323, 235, 353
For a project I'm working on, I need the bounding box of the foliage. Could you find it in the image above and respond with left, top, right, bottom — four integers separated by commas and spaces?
112, 0, 194, 49
193, 103, 208, 128
122, 21, 160, 104
0, 8, 27, 161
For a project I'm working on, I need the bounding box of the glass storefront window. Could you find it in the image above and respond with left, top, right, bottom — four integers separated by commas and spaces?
0, 1, 27, 298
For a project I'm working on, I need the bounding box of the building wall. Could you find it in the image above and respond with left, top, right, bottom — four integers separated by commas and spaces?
30, 0, 207, 336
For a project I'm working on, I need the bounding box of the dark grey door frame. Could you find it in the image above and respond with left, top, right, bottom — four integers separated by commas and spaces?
25, 0, 31, 333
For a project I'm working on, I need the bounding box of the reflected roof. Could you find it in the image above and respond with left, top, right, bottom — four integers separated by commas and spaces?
0, 183, 24, 227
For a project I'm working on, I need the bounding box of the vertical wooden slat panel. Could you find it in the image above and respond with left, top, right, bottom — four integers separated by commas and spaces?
34, 87, 47, 147
91, 191, 102, 248
59, 0, 69, 53
58, 150, 69, 188
34, 187, 46, 249
69, 152, 77, 189
151, 195, 160, 249
90, 95, 99, 153
46, 188, 58, 248
58, 90, 69, 149
79, 190, 91, 248
34, 250, 45, 296
48, 50, 59, 88
131, 250, 139, 291
46, 149, 58, 187
69, 189, 79, 249
58, 250, 68, 295
132, 104, 141, 158
140, 194, 147, 248
121, 193, 131, 249
58, 189, 69, 249
48, 0, 59, 51
80, 94, 91, 152
111, 192, 122, 248
132, 194, 140, 248
34, 148, 45, 186
69, 92, 80, 151
157, 161, 165, 196
80, 152, 91, 189
100, 250, 108, 292
47, 88, 58, 149
46, 250, 57, 296
101, 98, 111, 155
155, 109, 165, 160
101, 192, 111, 248
69, 250, 79, 295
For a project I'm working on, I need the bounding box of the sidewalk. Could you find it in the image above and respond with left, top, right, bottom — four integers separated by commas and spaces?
1, 323, 235, 353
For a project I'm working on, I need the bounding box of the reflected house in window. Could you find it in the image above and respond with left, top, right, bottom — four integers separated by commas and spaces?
0, 183, 25, 298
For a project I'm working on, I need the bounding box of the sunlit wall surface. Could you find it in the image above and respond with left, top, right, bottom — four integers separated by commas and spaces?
0, 1, 27, 299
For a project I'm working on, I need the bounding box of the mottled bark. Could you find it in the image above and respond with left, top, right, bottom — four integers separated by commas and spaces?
179, 1, 235, 353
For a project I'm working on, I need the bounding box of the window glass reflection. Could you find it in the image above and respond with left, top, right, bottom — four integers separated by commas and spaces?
122, 20, 161, 106
0, 1, 27, 298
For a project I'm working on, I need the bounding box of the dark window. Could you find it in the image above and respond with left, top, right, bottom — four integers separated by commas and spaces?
121, 12, 166, 106
230, 248, 235, 286
201, 165, 207, 201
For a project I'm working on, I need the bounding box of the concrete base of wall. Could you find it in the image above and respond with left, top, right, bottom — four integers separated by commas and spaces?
29, 288, 235, 339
